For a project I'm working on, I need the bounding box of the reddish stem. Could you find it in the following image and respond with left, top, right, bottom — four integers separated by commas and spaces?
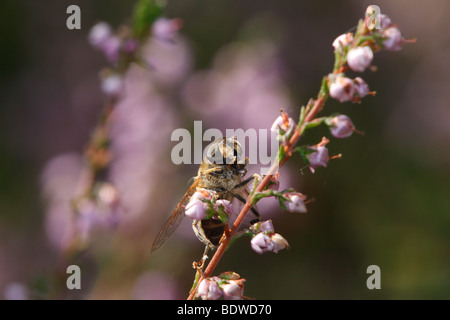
187, 94, 328, 300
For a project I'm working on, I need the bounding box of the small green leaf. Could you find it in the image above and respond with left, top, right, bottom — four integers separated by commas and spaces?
295, 146, 315, 165
319, 76, 329, 96
298, 105, 306, 126
132, 0, 166, 39
277, 144, 286, 163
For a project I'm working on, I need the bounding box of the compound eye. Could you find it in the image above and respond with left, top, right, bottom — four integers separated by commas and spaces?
225, 137, 245, 165
204, 137, 245, 165
204, 139, 227, 165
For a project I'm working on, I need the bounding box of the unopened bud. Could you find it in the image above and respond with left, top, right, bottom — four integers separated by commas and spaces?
383, 27, 404, 51
347, 46, 373, 72
196, 277, 222, 300
332, 33, 354, 50
329, 76, 355, 103
222, 280, 245, 300
328, 114, 356, 139
285, 192, 307, 213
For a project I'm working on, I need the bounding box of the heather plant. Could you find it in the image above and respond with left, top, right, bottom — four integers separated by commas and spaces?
35, 2, 414, 300
185, 5, 414, 300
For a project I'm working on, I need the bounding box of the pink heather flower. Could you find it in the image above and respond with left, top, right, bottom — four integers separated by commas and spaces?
259, 220, 275, 233
332, 33, 354, 50
251, 232, 289, 254
383, 27, 404, 51
190, 190, 210, 202
88, 22, 113, 48
123, 39, 138, 54
101, 36, 121, 63
250, 219, 275, 234
215, 199, 232, 215
270, 233, 290, 253
271, 114, 296, 140
285, 193, 307, 213
328, 114, 356, 139
251, 233, 273, 254
88, 22, 121, 63
352, 77, 371, 102
152, 17, 183, 43
222, 280, 245, 300
197, 278, 222, 300
329, 76, 355, 103
379, 14, 392, 29
307, 137, 330, 173
346, 46, 373, 72
101, 75, 124, 97
185, 198, 208, 220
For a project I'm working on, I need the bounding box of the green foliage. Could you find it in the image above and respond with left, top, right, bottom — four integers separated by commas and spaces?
132, 0, 166, 39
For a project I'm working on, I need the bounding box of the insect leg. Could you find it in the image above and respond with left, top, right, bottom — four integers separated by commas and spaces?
232, 176, 255, 190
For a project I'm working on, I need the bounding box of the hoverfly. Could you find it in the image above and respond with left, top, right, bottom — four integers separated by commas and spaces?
151, 137, 260, 253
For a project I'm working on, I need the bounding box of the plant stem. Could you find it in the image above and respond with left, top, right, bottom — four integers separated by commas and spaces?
187, 90, 329, 300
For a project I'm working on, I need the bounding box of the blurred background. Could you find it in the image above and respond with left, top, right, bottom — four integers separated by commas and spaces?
0, 0, 449, 299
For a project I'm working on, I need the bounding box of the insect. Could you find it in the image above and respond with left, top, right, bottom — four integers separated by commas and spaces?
151, 137, 260, 253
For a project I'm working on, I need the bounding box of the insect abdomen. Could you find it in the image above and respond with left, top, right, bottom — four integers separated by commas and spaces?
198, 219, 225, 247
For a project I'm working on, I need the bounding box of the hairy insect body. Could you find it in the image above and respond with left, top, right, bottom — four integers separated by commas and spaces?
151, 137, 258, 253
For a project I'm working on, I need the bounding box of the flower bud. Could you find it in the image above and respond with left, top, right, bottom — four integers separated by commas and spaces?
383, 27, 404, 51
196, 278, 222, 300
190, 189, 214, 202
251, 233, 273, 254
222, 280, 245, 300
352, 77, 371, 102
101, 36, 121, 63
270, 233, 290, 253
123, 39, 138, 54
328, 114, 356, 139
379, 14, 392, 29
332, 33, 354, 50
259, 220, 275, 233
214, 199, 232, 216
329, 76, 355, 103
307, 137, 330, 173
251, 232, 289, 254
152, 17, 183, 43
88, 22, 113, 48
285, 192, 307, 213
271, 113, 296, 140
88, 22, 121, 63
250, 219, 275, 234
101, 75, 124, 98
185, 197, 208, 220
346, 46, 373, 72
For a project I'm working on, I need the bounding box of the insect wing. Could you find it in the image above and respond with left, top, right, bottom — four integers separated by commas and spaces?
151, 178, 199, 253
